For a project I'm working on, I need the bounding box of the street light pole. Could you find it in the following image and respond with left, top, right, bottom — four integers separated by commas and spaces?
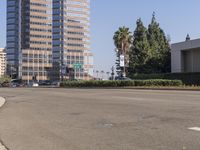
122, 42, 126, 78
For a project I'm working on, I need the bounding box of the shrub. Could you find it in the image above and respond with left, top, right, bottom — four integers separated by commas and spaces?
0, 76, 11, 84
129, 73, 200, 85
60, 79, 182, 88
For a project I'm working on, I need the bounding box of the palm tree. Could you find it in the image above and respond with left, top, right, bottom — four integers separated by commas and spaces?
113, 26, 132, 77
101, 70, 104, 80
106, 72, 110, 80
96, 70, 99, 78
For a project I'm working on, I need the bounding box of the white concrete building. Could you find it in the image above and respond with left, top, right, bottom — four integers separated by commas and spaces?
0, 48, 6, 77
171, 36, 200, 73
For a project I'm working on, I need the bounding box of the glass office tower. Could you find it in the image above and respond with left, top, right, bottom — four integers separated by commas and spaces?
7, 0, 52, 81
7, 0, 93, 81
52, 0, 93, 80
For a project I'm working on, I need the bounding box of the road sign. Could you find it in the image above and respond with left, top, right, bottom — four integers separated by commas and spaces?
120, 55, 125, 67
73, 63, 83, 69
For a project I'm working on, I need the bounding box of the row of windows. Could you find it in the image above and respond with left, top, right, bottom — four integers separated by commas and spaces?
30, 2, 48, 7
30, 22, 51, 27
67, 31, 84, 35
67, 37, 82, 41
22, 60, 52, 63
67, 43, 84, 47
22, 67, 46, 70
30, 28, 52, 32
30, 9, 47, 13
22, 72, 47, 76
29, 47, 52, 51
30, 41, 52, 45
67, 25, 83, 29
30, 15, 48, 20
22, 54, 52, 58
30, 34, 52, 39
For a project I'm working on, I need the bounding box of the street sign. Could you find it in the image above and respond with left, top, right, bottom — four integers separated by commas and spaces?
73, 63, 83, 69
120, 55, 125, 67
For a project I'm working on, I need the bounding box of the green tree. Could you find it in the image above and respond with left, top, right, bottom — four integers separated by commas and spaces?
147, 12, 171, 73
129, 18, 149, 74
113, 26, 132, 76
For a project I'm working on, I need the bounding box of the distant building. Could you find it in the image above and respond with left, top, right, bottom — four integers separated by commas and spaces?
0, 48, 6, 77
171, 35, 200, 73
7, 0, 93, 81
52, 0, 93, 80
7, 0, 52, 81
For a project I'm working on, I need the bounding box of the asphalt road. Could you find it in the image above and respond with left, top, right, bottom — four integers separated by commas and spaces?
0, 88, 200, 150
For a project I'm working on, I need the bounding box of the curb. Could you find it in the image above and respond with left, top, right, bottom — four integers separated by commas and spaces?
59, 87, 200, 91
0, 97, 8, 150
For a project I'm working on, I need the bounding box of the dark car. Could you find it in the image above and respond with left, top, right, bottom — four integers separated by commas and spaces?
0, 82, 10, 87
39, 80, 52, 86
10, 79, 26, 88
115, 77, 132, 81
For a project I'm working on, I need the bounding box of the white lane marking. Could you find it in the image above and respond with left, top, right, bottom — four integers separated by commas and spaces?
188, 127, 200, 131
0, 143, 7, 150
0, 97, 5, 108
0, 97, 7, 150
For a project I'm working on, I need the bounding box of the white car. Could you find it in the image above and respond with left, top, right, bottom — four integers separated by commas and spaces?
28, 82, 39, 87
32, 82, 39, 87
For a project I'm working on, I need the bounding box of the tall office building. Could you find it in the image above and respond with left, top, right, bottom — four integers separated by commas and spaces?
7, 0, 52, 81
52, 0, 93, 80
0, 48, 6, 77
7, 0, 93, 81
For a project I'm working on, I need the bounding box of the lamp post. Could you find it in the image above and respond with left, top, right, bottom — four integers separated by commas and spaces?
116, 43, 126, 78
111, 66, 115, 80
121, 42, 126, 77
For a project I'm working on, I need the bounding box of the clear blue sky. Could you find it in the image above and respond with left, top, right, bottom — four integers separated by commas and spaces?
1, 0, 200, 73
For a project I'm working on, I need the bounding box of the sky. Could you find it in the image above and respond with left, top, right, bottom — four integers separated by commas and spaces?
1, 0, 200, 73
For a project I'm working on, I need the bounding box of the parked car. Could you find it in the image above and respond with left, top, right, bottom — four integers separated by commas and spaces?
10, 79, 26, 88
33, 82, 39, 87
0, 82, 10, 87
28, 81, 39, 87
115, 76, 132, 81
39, 80, 52, 86
51, 81, 60, 86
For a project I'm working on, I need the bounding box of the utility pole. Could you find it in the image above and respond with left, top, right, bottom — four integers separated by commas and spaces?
111, 66, 115, 80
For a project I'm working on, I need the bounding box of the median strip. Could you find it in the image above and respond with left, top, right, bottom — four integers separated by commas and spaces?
0, 97, 7, 150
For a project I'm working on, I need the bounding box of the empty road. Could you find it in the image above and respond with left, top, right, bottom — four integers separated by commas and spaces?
0, 88, 200, 150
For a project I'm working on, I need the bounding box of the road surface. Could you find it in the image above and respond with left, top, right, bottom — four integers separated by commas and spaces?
0, 88, 200, 150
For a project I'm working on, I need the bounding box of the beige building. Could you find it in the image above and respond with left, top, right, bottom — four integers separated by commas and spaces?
171, 36, 200, 73
0, 48, 6, 77
7, 0, 52, 81
7, 0, 93, 81
52, 0, 93, 80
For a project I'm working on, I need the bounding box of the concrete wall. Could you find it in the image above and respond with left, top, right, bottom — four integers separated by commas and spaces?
171, 38, 200, 73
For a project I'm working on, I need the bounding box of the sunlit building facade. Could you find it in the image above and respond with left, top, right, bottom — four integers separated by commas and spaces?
0, 48, 6, 77
52, 0, 93, 80
7, 0, 52, 81
7, 0, 93, 81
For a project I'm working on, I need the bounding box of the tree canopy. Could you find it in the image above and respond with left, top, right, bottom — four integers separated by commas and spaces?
113, 13, 171, 76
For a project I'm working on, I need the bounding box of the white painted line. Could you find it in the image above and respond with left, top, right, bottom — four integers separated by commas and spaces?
0, 97, 7, 150
188, 127, 200, 132
0, 143, 7, 150
0, 97, 5, 108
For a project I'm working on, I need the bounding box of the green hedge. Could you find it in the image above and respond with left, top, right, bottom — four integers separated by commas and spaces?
60, 79, 183, 88
130, 73, 200, 85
